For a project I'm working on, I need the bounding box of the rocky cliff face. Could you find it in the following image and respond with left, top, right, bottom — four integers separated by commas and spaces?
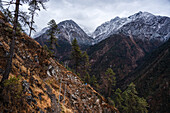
0, 12, 118, 113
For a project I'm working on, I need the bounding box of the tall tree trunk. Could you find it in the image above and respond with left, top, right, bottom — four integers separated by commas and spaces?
1, 0, 20, 83
0, 0, 2, 9
29, 10, 35, 37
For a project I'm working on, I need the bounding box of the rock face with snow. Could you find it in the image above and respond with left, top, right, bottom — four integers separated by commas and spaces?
34, 20, 93, 46
92, 11, 170, 44
58, 20, 93, 45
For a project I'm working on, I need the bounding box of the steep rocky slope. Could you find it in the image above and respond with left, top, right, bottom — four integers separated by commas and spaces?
0, 12, 118, 113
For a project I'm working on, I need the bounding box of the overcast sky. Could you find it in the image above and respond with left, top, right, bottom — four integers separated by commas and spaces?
2, 0, 170, 35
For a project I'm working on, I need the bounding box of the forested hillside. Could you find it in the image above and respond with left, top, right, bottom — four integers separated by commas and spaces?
124, 39, 170, 113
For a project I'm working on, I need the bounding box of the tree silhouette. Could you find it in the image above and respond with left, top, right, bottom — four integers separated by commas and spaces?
46, 19, 59, 57
28, 0, 48, 37
105, 68, 116, 97
71, 38, 82, 74
1, 0, 22, 83
121, 83, 148, 113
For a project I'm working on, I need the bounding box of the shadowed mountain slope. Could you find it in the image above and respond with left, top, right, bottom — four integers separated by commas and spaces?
122, 39, 170, 113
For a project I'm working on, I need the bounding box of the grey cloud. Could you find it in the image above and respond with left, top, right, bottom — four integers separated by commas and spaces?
34, 0, 170, 33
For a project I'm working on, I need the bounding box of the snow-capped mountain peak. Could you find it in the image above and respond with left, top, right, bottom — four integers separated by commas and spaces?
92, 16, 131, 41
34, 19, 93, 45
57, 20, 93, 45
128, 11, 154, 20
92, 11, 170, 44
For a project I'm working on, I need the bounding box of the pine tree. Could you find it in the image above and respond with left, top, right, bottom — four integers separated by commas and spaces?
47, 19, 58, 46
90, 75, 97, 87
84, 72, 90, 84
82, 52, 90, 71
47, 19, 59, 57
71, 38, 82, 74
80, 51, 91, 80
105, 68, 116, 97
28, 0, 48, 37
121, 83, 148, 113
1, 0, 22, 83
114, 88, 123, 109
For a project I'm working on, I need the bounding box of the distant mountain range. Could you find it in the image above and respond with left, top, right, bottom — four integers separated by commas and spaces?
35, 11, 170, 45
34, 11, 170, 65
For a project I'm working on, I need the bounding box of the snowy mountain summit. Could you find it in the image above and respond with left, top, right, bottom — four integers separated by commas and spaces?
92, 11, 170, 44
34, 20, 93, 46
57, 20, 93, 45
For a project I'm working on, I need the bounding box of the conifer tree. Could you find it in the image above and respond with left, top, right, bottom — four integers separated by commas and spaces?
71, 38, 82, 74
1, 0, 23, 83
84, 72, 90, 84
82, 52, 90, 69
113, 88, 123, 109
121, 83, 148, 113
47, 19, 58, 45
47, 19, 59, 57
90, 75, 97, 87
80, 51, 91, 79
28, 0, 48, 37
105, 68, 116, 97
